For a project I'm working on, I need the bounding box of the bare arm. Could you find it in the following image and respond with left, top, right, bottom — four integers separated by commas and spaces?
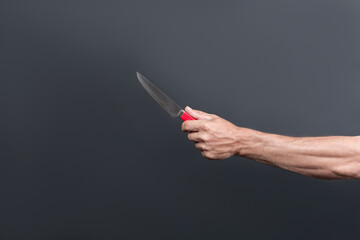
239, 130, 360, 179
181, 106, 360, 180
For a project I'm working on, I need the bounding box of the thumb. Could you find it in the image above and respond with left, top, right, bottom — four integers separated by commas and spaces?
185, 106, 213, 120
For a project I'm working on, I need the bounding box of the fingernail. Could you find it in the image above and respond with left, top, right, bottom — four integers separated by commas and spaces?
186, 106, 192, 110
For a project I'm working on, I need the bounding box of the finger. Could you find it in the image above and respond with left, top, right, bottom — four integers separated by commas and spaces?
195, 142, 207, 151
187, 132, 201, 142
185, 106, 214, 120
181, 120, 205, 132
200, 151, 208, 158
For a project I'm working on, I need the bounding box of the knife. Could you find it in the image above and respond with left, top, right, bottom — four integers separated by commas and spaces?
136, 72, 196, 121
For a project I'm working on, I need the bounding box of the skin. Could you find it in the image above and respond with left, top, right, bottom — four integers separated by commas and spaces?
181, 106, 360, 180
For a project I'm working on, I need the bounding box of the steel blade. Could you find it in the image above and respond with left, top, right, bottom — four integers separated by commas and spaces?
136, 72, 183, 118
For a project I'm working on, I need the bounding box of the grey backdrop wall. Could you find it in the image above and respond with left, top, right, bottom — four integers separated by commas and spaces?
1, 1, 360, 239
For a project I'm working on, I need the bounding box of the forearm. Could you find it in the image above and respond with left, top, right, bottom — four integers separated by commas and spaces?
237, 129, 360, 179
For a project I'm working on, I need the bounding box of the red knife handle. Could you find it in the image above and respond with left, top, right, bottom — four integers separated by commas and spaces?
180, 110, 196, 121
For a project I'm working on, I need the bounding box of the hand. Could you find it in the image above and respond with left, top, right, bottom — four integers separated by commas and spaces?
181, 106, 241, 160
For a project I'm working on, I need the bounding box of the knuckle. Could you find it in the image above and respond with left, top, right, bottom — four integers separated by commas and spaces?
195, 143, 203, 150
201, 134, 210, 142
188, 134, 196, 142
202, 123, 210, 130
212, 119, 220, 125
202, 144, 209, 151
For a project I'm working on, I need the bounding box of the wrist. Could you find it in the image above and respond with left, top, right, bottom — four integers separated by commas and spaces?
234, 127, 268, 157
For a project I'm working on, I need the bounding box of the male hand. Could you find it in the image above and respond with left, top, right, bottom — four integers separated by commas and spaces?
181, 106, 241, 160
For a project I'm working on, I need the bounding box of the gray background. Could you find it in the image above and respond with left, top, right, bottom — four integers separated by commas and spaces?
1, 0, 360, 239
